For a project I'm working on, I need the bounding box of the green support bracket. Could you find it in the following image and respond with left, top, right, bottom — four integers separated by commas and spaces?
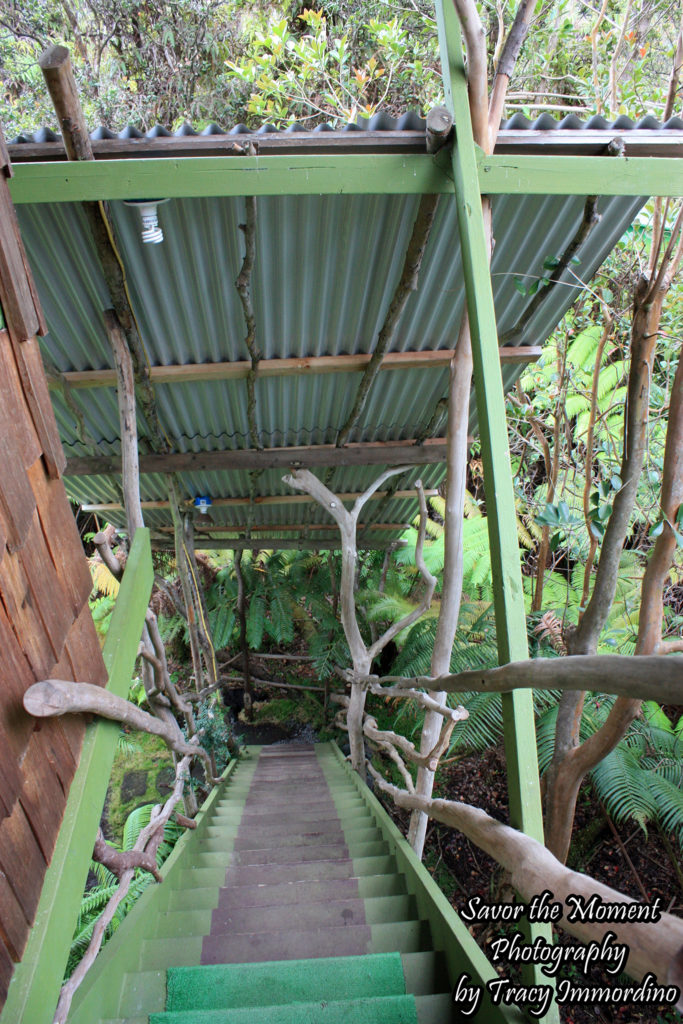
433, 3, 558, 1020
0, 528, 154, 1024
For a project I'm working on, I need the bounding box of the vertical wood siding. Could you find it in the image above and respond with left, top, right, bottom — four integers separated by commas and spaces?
0, 141, 108, 1009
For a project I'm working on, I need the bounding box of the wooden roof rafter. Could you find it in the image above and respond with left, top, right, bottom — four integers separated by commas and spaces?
81, 487, 440, 514
48, 345, 541, 391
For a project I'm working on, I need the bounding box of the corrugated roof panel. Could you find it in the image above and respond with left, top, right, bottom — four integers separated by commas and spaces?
13, 160, 650, 545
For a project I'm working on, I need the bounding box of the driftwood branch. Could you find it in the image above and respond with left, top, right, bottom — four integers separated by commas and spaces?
24, 679, 219, 784
367, 480, 436, 661
53, 757, 190, 1024
93, 530, 124, 579
236, 191, 261, 449
334, 195, 440, 450
93, 827, 162, 882
488, 0, 535, 133
409, 324, 473, 856
370, 654, 683, 704
374, 776, 683, 990
452, 0, 489, 149
284, 468, 436, 774
367, 681, 467, 720
500, 195, 602, 346
105, 310, 144, 539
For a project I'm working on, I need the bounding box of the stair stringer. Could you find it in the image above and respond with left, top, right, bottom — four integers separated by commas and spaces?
324, 743, 528, 1024
66, 751, 259, 1024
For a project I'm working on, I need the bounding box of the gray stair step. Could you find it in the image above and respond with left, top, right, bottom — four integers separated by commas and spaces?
209, 897, 368, 934
200, 923, 372, 964
220, 852, 396, 886
207, 894, 415, 935
212, 872, 404, 911
231, 826, 378, 849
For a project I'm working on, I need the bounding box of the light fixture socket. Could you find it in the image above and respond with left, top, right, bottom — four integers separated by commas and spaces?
124, 198, 170, 244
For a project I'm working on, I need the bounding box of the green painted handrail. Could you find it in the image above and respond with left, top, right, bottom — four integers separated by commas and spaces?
1, 528, 154, 1024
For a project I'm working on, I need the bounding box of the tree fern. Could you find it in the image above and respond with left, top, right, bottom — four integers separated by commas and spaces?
246, 594, 267, 649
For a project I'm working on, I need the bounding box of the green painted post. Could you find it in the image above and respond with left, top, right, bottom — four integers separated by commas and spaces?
434, 4, 558, 1019
0, 529, 154, 1024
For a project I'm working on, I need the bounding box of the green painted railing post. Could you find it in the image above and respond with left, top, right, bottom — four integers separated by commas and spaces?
434, 4, 558, 1019
1, 528, 154, 1024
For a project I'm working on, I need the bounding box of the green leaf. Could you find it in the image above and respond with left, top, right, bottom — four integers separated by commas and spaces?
610, 475, 622, 491
649, 519, 664, 538
514, 277, 527, 295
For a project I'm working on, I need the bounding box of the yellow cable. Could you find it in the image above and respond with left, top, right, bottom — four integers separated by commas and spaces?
99, 201, 216, 680
182, 537, 218, 684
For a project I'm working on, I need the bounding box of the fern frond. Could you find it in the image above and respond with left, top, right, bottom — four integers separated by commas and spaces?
90, 560, 121, 597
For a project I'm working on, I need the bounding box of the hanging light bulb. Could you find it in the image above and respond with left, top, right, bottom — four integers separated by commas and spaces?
123, 198, 170, 244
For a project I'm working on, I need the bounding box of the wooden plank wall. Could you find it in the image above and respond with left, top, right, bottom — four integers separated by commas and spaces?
0, 128, 108, 1010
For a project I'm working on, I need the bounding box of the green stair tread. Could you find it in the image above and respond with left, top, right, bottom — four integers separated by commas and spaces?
166, 952, 406, 1011
151, 994, 418, 1024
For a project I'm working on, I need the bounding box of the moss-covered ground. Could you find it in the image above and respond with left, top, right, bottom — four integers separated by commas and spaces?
104, 731, 174, 843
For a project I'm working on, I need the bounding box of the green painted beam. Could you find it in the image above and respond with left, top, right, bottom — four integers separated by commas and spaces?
9, 150, 681, 205
0, 529, 154, 1024
434, 5, 558, 1020
9, 154, 452, 203
478, 153, 683, 196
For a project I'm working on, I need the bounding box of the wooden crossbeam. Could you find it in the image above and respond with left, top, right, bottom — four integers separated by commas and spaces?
51, 346, 540, 392
151, 537, 404, 551
81, 487, 438, 514
153, 522, 411, 534
65, 438, 451, 477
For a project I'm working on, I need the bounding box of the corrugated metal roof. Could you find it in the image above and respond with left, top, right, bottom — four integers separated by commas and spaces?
8, 110, 683, 147
12, 123, 656, 547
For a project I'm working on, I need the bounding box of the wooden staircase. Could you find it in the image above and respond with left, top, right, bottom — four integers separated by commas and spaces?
66, 744, 478, 1024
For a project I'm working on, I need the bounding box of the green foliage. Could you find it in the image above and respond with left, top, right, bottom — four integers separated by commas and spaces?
190, 699, 235, 774
536, 697, 683, 848
89, 593, 115, 642
66, 803, 182, 978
